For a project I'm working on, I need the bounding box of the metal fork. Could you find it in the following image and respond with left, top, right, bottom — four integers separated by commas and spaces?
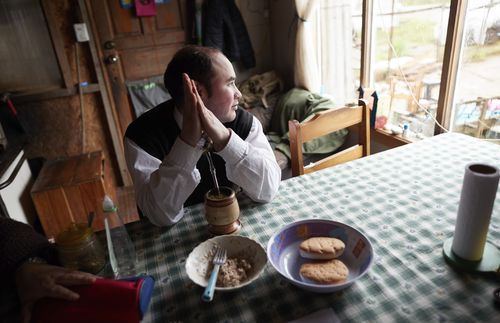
202, 246, 227, 302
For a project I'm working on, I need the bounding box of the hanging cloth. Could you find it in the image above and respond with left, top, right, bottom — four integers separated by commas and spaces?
202, 0, 256, 69
125, 76, 171, 118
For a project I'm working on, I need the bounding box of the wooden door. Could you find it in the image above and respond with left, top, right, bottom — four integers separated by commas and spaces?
87, 0, 187, 136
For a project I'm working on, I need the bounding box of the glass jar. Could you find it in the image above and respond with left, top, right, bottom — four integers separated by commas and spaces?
56, 223, 105, 274
204, 186, 240, 235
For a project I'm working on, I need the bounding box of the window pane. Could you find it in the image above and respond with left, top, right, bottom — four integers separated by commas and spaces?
452, 0, 500, 141
0, 0, 62, 93
372, 0, 450, 139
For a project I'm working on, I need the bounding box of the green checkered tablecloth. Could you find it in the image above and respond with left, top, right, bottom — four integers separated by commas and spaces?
128, 133, 500, 322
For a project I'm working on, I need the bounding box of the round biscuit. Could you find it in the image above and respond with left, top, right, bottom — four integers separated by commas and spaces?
299, 237, 345, 260
299, 259, 349, 284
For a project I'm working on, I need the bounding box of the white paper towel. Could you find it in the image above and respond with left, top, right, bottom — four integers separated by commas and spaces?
451, 163, 500, 261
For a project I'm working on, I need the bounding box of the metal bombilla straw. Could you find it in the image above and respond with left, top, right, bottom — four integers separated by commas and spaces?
203, 135, 220, 195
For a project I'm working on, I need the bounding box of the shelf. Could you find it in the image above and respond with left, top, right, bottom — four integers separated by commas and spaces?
372, 128, 413, 148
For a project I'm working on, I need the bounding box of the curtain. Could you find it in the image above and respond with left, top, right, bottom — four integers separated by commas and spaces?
318, 0, 354, 105
294, 0, 320, 93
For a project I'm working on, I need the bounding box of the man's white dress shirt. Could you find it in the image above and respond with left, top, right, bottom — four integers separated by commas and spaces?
124, 107, 281, 226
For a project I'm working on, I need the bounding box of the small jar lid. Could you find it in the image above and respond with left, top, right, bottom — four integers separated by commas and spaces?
205, 186, 235, 201
56, 223, 92, 246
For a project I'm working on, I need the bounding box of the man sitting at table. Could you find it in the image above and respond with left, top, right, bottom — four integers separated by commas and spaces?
124, 45, 281, 226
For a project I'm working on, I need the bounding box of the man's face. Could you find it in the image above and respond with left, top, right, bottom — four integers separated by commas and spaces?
200, 53, 241, 123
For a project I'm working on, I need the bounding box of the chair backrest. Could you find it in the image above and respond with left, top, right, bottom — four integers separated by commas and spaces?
388, 76, 423, 114
288, 99, 370, 177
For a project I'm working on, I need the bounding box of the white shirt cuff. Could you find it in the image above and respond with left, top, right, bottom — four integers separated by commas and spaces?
163, 137, 204, 170
216, 129, 248, 164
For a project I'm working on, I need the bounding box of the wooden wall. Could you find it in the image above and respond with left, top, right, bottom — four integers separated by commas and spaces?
15, 0, 118, 197
13, 0, 282, 200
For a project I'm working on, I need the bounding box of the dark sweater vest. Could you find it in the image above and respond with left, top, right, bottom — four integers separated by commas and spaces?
0, 218, 58, 282
125, 100, 253, 206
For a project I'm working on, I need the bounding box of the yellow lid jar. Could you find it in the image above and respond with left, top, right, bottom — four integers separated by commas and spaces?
56, 223, 105, 274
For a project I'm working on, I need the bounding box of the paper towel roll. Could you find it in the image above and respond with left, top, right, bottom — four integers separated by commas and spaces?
451, 163, 499, 261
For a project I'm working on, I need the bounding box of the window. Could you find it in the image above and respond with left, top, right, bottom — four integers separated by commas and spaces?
452, 0, 500, 139
317, 0, 361, 105
317, 0, 500, 143
0, 0, 72, 96
371, 0, 450, 139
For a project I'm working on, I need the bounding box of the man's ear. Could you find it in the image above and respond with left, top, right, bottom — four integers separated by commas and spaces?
194, 81, 208, 100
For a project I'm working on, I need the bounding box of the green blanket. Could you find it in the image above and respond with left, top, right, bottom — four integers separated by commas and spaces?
268, 88, 348, 159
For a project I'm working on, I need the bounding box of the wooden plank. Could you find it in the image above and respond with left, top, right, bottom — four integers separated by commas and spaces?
114, 30, 185, 49
81, 0, 132, 186
372, 128, 411, 148
73, 152, 103, 184
435, 0, 467, 134
11, 84, 101, 103
79, 181, 106, 232
31, 152, 111, 238
141, 16, 154, 35
288, 120, 304, 176
360, 100, 371, 156
120, 44, 183, 80
32, 157, 77, 192
32, 188, 72, 239
300, 107, 363, 142
156, 1, 183, 30
64, 185, 87, 224
116, 185, 140, 225
304, 146, 363, 174
107, 0, 141, 35
40, 0, 73, 90
31, 191, 56, 237
360, 0, 374, 88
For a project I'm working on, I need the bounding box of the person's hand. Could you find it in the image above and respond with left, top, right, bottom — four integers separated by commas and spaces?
191, 84, 231, 152
179, 73, 203, 147
15, 262, 96, 323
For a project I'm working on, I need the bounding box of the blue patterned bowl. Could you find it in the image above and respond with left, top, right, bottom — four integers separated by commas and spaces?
267, 219, 374, 293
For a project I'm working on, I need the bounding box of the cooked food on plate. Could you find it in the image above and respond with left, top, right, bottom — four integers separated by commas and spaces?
216, 257, 252, 287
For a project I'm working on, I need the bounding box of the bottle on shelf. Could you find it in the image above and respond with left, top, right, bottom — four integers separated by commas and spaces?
102, 195, 137, 278
402, 122, 410, 138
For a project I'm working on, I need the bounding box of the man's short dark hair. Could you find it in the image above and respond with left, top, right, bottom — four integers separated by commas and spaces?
164, 45, 222, 104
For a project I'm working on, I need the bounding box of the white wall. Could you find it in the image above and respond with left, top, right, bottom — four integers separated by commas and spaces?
269, 0, 296, 89
235, 0, 273, 82
235, 0, 296, 88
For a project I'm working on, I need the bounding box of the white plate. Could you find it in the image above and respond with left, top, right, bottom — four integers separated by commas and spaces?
185, 235, 267, 291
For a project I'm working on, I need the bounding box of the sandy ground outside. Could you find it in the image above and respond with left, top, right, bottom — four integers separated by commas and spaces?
456, 53, 500, 102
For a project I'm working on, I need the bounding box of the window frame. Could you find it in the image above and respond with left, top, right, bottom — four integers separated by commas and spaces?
435, 0, 467, 134
7, 0, 99, 103
40, 0, 73, 92
359, 0, 469, 137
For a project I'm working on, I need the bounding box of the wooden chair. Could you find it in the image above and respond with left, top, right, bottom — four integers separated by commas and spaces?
388, 76, 423, 114
288, 99, 370, 177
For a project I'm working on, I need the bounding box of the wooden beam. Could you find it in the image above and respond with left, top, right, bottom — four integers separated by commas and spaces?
360, 0, 374, 88
79, 0, 132, 186
12, 84, 101, 103
435, 0, 468, 134
40, 0, 73, 90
